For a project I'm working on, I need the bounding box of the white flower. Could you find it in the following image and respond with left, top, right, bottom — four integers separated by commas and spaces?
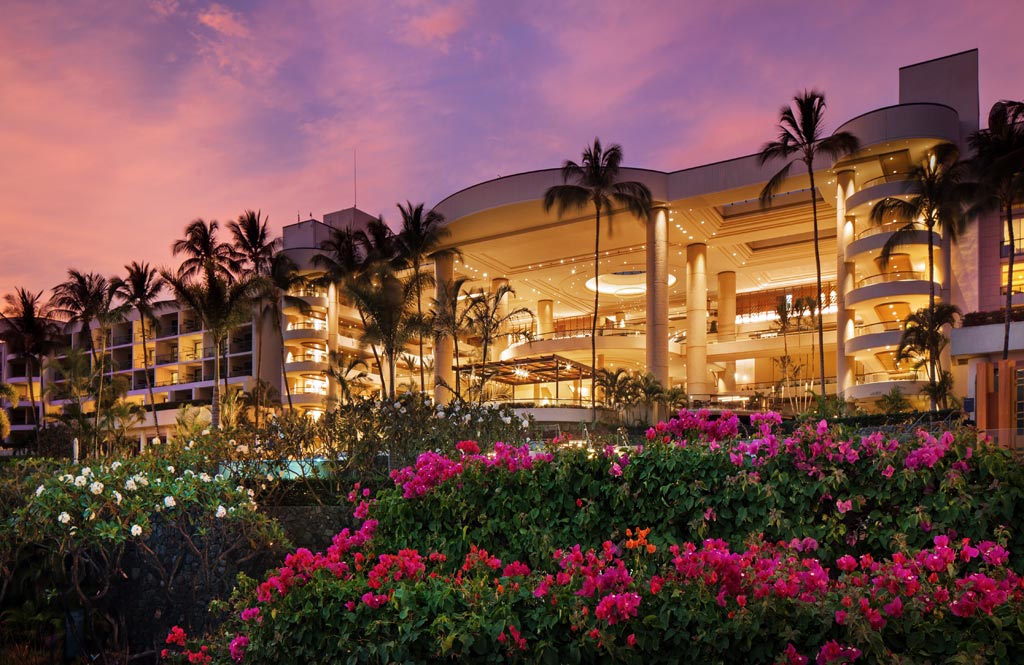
35, 485, 45, 497
236, 485, 245, 493
265, 473, 274, 481
130, 524, 142, 537
58, 512, 70, 524
184, 469, 194, 477
215, 505, 227, 518
113, 491, 122, 505
81, 467, 93, 477
437, 411, 445, 419
125, 479, 137, 491
164, 496, 176, 508
60, 474, 73, 484
89, 481, 104, 495
74, 476, 87, 487
166, 465, 175, 474
111, 461, 121, 470
201, 429, 210, 436
151, 437, 161, 446
236, 444, 249, 455
139, 476, 149, 486
199, 473, 211, 482
246, 489, 254, 499
228, 439, 236, 446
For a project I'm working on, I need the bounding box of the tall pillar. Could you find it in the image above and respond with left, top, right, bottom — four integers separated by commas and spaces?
537, 299, 553, 337
433, 254, 455, 404
645, 206, 669, 387
686, 243, 708, 399
717, 271, 737, 392
836, 170, 857, 398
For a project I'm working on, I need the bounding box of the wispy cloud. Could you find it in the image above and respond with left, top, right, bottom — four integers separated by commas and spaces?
197, 3, 250, 38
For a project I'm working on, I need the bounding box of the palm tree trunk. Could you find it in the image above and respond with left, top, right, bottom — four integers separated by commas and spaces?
453, 333, 462, 399
140, 322, 161, 439
1004, 202, 1015, 361
89, 331, 103, 456
479, 330, 489, 405
279, 328, 294, 411
212, 337, 222, 429
807, 167, 827, 404
927, 224, 938, 412
27, 356, 40, 444
591, 205, 601, 422
254, 303, 264, 427
415, 260, 426, 393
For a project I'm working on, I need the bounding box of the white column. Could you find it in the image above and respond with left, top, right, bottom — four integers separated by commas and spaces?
836, 170, 857, 397
433, 254, 455, 404
686, 243, 708, 399
537, 299, 554, 337
717, 271, 737, 392
645, 206, 669, 387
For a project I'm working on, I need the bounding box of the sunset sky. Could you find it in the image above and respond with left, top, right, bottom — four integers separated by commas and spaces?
1, 0, 1021, 295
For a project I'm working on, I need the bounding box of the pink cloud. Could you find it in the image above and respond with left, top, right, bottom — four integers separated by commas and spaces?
397, 1, 473, 53
197, 3, 250, 38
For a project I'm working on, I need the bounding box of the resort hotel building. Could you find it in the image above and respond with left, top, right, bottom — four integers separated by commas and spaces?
3, 49, 1023, 447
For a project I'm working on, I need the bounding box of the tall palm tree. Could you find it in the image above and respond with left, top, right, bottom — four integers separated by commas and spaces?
0, 288, 62, 444
968, 100, 1024, 360
431, 276, 473, 400
172, 218, 240, 281
759, 91, 860, 401
265, 251, 310, 412
467, 283, 533, 403
395, 201, 459, 392
543, 139, 653, 415
346, 269, 419, 400
162, 263, 259, 429
111, 262, 165, 438
229, 210, 280, 423
870, 143, 972, 409
52, 270, 124, 451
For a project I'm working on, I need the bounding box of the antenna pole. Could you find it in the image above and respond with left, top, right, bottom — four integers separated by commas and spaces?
353, 147, 358, 208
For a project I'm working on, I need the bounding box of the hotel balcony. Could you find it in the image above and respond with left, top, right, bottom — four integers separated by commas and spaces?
284, 351, 330, 374
284, 320, 329, 342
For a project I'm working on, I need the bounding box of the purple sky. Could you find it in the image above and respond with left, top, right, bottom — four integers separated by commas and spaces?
1, 0, 1021, 295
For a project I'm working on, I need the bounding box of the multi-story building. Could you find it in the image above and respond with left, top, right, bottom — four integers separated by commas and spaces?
2, 49, 1022, 448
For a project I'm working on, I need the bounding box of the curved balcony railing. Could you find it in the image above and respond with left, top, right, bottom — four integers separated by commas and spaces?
858, 171, 914, 190
856, 370, 927, 384
854, 321, 904, 336
855, 221, 930, 242
856, 271, 926, 288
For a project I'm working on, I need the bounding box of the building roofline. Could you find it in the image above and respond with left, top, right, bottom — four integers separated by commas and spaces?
898, 48, 978, 71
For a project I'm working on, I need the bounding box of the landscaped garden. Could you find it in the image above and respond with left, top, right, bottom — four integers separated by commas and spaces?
4, 406, 1022, 663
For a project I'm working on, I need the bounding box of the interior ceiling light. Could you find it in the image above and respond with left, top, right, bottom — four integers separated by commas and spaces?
584, 270, 677, 298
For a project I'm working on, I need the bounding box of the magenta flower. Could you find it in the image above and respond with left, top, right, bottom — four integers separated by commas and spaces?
836, 499, 852, 514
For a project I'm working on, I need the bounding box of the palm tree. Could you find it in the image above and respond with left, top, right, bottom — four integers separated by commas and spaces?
396, 201, 459, 393
870, 143, 972, 409
325, 352, 368, 406
265, 250, 310, 411
466, 283, 533, 403
162, 263, 259, 429
229, 210, 281, 423
111, 262, 165, 438
346, 269, 419, 400
52, 270, 125, 451
0, 288, 62, 445
968, 100, 1024, 360
759, 91, 860, 401
172, 218, 240, 281
543, 139, 653, 415
431, 276, 474, 400
897, 304, 961, 409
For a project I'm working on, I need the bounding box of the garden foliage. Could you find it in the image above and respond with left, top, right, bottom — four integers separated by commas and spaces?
166, 410, 1024, 663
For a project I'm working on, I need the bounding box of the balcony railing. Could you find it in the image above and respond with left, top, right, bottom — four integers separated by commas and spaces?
854, 321, 904, 336
855, 221, 930, 242
855, 271, 926, 288
1000, 239, 1024, 257
856, 370, 927, 384
858, 171, 913, 190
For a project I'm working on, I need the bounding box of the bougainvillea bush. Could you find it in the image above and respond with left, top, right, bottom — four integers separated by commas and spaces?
166, 411, 1024, 663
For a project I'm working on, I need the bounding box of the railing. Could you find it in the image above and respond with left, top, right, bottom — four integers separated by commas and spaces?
287, 353, 329, 364
855, 221, 930, 241
855, 271, 926, 288
854, 321, 904, 336
858, 171, 913, 189
112, 334, 133, 346
292, 386, 328, 396
856, 370, 927, 384
293, 287, 327, 298
287, 320, 328, 332
1000, 239, 1024, 257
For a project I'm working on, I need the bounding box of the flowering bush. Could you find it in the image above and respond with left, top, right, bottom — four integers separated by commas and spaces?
1, 445, 285, 655
167, 411, 1024, 662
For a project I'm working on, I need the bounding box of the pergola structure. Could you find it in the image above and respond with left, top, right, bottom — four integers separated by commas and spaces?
456, 354, 593, 403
